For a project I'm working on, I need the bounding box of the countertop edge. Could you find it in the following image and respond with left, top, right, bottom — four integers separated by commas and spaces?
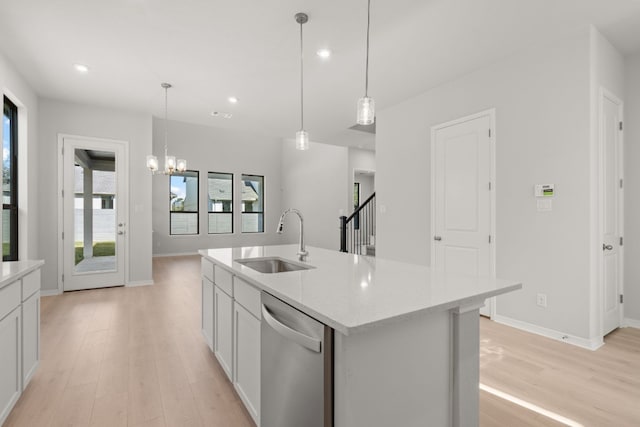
0, 260, 45, 290
199, 250, 522, 336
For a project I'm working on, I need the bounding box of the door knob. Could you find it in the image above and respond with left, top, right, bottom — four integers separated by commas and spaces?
603, 244, 613, 251
434, 236, 442, 241
118, 231, 125, 235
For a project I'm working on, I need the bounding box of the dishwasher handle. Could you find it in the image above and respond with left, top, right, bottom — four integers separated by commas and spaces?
262, 304, 321, 353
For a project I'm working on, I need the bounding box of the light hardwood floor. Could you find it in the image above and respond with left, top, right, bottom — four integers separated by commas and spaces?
4, 255, 640, 426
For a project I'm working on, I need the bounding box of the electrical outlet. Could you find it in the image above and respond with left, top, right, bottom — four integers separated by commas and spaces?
536, 293, 547, 308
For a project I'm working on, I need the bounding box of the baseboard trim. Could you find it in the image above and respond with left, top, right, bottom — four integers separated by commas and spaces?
127, 280, 154, 287
623, 317, 640, 329
153, 251, 200, 258
40, 289, 61, 297
493, 315, 603, 351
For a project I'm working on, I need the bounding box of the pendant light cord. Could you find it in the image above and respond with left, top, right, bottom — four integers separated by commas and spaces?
164, 85, 169, 157
300, 19, 304, 131
365, 0, 371, 97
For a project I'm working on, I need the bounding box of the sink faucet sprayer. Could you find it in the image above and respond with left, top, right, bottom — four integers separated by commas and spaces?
276, 208, 308, 261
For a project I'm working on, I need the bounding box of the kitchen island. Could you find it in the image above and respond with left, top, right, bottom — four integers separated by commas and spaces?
200, 245, 521, 427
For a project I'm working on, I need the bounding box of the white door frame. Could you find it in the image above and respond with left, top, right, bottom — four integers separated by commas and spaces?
598, 88, 624, 336
430, 109, 496, 317
57, 134, 130, 293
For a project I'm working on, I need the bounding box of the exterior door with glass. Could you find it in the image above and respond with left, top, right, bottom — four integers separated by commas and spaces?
62, 136, 127, 291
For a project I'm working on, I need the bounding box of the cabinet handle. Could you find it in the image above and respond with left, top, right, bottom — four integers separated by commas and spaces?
434, 236, 442, 241
603, 244, 613, 251
261, 305, 321, 353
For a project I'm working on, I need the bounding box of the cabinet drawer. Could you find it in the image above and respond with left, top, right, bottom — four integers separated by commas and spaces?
22, 269, 40, 302
201, 258, 214, 282
0, 281, 21, 321
214, 266, 233, 296
234, 277, 261, 319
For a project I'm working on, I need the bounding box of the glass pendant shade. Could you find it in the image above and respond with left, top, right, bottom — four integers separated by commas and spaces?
176, 159, 187, 173
146, 154, 158, 172
357, 96, 375, 125
296, 130, 309, 150
164, 155, 176, 174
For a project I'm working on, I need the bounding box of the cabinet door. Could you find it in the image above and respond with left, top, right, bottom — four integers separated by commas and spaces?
22, 292, 39, 389
234, 303, 261, 425
0, 307, 21, 426
202, 278, 214, 351
214, 286, 233, 380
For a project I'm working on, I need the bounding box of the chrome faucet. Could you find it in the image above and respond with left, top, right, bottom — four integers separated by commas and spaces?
276, 208, 308, 261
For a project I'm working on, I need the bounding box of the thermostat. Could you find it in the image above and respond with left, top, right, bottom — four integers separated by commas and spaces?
534, 184, 554, 198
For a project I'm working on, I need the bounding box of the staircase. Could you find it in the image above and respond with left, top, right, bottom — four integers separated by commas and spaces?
339, 192, 376, 256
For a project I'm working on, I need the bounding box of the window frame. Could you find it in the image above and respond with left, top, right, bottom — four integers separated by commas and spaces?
3, 96, 18, 261
207, 171, 234, 234
169, 170, 200, 236
241, 173, 264, 234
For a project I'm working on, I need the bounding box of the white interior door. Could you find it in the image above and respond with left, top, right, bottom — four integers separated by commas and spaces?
601, 90, 623, 336
432, 112, 494, 316
62, 136, 127, 291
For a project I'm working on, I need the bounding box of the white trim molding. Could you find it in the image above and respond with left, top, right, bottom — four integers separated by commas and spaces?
493, 315, 604, 351
40, 289, 62, 297
153, 251, 200, 257
623, 318, 640, 329
126, 280, 154, 288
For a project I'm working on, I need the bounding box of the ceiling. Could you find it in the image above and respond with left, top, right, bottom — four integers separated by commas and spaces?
1, 0, 640, 151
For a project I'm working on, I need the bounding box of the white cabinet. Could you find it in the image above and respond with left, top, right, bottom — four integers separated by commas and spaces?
21, 291, 39, 388
234, 302, 261, 425
201, 257, 262, 425
202, 277, 214, 351
214, 285, 234, 380
0, 306, 21, 426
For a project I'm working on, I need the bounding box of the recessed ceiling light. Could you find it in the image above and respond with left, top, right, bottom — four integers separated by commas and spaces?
316, 48, 331, 59
222, 113, 233, 119
211, 111, 233, 119
228, 96, 239, 104
73, 63, 90, 73
211, 111, 220, 116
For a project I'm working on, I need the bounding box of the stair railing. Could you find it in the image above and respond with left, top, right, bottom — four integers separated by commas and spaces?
339, 192, 376, 254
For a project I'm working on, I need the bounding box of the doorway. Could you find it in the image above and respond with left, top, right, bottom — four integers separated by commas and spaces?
599, 89, 624, 336
59, 136, 128, 291
431, 110, 495, 317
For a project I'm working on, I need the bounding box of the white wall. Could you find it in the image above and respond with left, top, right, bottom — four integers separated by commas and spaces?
349, 148, 376, 210
624, 53, 640, 323
376, 32, 594, 341
38, 99, 153, 290
152, 118, 285, 255
0, 52, 39, 262
281, 140, 349, 251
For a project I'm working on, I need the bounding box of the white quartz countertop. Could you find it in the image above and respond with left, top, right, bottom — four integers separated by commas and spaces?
0, 260, 45, 290
199, 245, 521, 335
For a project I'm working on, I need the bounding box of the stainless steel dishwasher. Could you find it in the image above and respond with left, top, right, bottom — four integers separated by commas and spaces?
261, 291, 333, 427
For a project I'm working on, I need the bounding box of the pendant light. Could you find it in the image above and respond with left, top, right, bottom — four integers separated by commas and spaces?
356, 0, 375, 125
295, 12, 310, 150
146, 83, 187, 174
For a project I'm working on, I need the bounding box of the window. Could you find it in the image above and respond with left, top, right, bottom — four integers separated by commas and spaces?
170, 170, 199, 235
241, 174, 264, 233
3, 96, 18, 261
208, 172, 233, 234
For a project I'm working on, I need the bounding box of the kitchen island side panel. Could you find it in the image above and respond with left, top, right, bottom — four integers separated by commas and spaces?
334, 309, 452, 427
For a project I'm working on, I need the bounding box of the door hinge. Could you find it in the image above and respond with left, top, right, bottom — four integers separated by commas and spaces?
488, 235, 492, 244
620, 236, 624, 246
488, 182, 492, 191
61, 189, 64, 197
62, 274, 64, 282
619, 121, 623, 131
62, 232, 64, 240
620, 179, 623, 189
620, 294, 624, 304
488, 129, 492, 138
61, 146, 64, 155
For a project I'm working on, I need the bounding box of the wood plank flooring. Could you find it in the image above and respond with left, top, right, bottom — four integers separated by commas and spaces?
4, 255, 640, 426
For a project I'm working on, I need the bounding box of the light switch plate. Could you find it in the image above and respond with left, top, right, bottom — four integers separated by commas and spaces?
537, 199, 552, 212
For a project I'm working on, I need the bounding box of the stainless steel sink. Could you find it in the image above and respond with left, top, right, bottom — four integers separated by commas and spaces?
235, 257, 315, 274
